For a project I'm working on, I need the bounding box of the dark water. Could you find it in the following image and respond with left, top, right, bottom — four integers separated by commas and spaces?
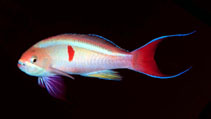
1, 0, 210, 119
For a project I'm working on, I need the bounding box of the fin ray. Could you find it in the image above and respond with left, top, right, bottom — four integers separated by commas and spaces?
38, 76, 66, 100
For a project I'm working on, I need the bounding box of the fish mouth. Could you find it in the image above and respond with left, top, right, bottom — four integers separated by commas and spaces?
17, 60, 36, 69
17, 60, 28, 73
17, 60, 25, 68
17, 60, 46, 76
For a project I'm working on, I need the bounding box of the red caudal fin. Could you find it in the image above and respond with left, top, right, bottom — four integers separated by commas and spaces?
130, 31, 195, 79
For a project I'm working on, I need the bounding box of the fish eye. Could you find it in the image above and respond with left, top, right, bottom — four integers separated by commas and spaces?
30, 56, 37, 63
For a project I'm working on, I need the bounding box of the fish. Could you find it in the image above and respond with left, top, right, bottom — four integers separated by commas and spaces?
18, 31, 195, 100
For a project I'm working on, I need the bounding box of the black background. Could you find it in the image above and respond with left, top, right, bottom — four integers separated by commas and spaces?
1, 0, 211, 119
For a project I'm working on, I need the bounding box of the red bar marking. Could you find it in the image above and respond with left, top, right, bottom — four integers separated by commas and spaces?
68, 45, 74, 61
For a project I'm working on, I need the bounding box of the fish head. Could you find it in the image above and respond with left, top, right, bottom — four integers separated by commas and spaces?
18, 47, 52, 77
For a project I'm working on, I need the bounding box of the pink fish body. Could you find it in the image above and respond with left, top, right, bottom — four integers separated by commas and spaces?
35, 34, 132, 75
18, 32, 194, 100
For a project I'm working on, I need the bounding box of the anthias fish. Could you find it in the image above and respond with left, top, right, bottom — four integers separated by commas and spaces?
18, 32, 194, 99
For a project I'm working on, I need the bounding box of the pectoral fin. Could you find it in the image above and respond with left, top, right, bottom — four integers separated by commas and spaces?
49, 66, 74, 79
81, 70, 121, 80
38, 76, 66, 100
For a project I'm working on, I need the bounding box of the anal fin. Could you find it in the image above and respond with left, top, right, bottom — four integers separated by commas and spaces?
82, 70, 121, 80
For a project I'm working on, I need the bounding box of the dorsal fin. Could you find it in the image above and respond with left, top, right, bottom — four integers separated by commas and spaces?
35, 33, 129, 56
87, 34, 123, 49
54, 33, 123, 49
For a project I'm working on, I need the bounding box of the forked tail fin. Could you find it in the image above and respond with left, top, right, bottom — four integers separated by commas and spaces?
130, 31, 195, 79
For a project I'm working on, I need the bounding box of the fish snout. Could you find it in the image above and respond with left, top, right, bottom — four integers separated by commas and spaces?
18, 60, 26, 67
